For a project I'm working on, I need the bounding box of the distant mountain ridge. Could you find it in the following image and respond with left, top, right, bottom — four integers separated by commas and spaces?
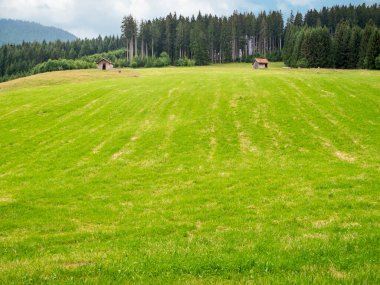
0, 19, 77, 45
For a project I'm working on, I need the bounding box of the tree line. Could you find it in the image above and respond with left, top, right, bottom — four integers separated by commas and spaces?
120, 3, 379, 66
283, 7, 380, 69
121, 10, 284, 66
0, 3, 379, 82
301, 3, 380, 32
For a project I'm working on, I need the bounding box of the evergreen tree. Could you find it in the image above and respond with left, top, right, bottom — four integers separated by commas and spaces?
358, 21, 375, 68
294, 12, 303, 26
291, 28, 305, 67
79, 40, 91, 57
190, 13, 209, 65
304, 9, 320, 27
282, 24, 297, 66
207, 16, 216, 63
68, 47, 77, 59
301, 27, 332, 67
220, 17, 232, 63
121, 15, 137, 61
176, 19, 187, 59
334, 21, 351, 68
150, 21, 161, 57
366, 28, 380, 69
347, 26, 362, 68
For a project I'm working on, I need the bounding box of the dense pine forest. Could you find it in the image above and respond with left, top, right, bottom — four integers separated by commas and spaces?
120, 4, 380, 67
0, 3, 379, 82
283, 10, 380, 69
120, 11, 284, 66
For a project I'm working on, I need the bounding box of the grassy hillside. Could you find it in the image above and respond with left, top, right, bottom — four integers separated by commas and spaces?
0, 63, 379, 284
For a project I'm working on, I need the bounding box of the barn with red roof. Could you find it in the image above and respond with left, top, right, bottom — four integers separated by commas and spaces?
253, 58, 269, 69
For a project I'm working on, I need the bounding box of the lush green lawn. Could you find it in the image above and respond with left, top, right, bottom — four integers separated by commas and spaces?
0, 63, 379, 284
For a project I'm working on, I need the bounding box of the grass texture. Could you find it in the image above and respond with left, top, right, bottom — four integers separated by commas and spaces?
0, 63, 379, 284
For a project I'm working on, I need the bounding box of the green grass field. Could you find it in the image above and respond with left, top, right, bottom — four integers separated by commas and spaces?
0, 63, 379, 284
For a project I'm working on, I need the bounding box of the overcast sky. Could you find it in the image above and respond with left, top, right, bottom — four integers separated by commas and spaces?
0, 0, 375, 38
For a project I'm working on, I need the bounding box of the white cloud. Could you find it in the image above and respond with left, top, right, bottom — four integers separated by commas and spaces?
0, 0, 75, 25
285, 0, 314, 6
277, 1, 290, 13
278, 0, 318, 18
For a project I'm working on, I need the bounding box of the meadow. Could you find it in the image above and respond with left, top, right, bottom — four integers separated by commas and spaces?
0, 63, 379, 284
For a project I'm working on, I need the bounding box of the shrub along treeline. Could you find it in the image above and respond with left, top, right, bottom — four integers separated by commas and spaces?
81, 49, 182, 68
283, 20, 380, 69
1, 59, 96, 82
31, 59, 95, 74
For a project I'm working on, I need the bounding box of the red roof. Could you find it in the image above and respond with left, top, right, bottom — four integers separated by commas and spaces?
255, 58, 269, 64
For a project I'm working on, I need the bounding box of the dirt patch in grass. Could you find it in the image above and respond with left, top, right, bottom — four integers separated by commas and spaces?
313, 216, 337, 229
208, 136, 217, 161
238, 131, 257, 153
112, 151, 123, 160
335, 151, 356, 163
79, 223, 116, 233
341, 222, 361, 229
64, 262, 94, 269
0, 197, 16, 203
92, 141, 106, 154
187, 221, 202, 242
303, 233, 328, 240
320, 137, 357, 163
329, 266, 349, 279
168, 87, 179, 96
235, 121, 257, 154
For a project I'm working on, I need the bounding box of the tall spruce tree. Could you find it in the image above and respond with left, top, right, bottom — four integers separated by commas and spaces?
334, 21, 351, 68
282, 24, 297, 66
121, 15, 137, 61
294, 12, 303, 26
358, 21, 375, 68
366, 28, 380, 69
291, 28, 306, 67
301, 27, 332, 67
347, 26, 362, 68
220, 17, 232, 63
190, 13, 209, 65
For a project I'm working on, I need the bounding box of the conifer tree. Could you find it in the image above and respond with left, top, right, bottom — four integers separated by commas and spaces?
294, 12, 303, 27
358, 21, 375, 68
347, 26, 362, 68
190, 13, 209, 65
366, 28, 380, 69
291, 28, 305, 67
334, 21, 351, 68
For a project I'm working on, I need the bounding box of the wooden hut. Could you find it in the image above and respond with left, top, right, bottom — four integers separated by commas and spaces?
97, 58, 113, 70
253, 58, 269, 69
